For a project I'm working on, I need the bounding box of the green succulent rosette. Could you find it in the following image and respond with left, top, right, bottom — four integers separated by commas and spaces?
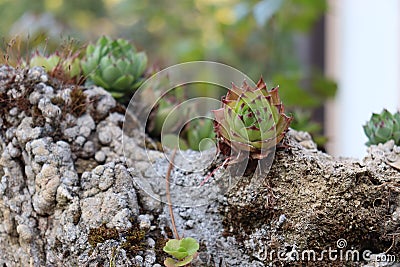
186, 118, 215, 151
81, 36, 147, 98
363, 109, 400, 146
213, 78, 292, 160
29, 52, 81, 79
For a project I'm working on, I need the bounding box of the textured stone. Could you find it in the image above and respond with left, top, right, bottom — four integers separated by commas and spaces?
0, 66, 399, 267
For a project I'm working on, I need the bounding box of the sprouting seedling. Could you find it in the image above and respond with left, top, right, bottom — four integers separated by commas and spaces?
363, 109, 400, 146
163, 237, 199, 267
163, 149, 199, 266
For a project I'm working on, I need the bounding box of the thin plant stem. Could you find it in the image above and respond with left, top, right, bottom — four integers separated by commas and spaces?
166, 148, 179, 240
199, 157, 230, 187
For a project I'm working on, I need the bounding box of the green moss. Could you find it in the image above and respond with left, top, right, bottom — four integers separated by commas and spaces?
87, 220, 152, 257
120, 223, 147, 255
88, 224, 119, 248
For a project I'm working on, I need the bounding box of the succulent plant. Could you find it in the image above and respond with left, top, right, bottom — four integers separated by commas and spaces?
29, 52, 81, 79
213, 77, 292, 160
81, 36, 147, 98
147, 86, 187, 137
363, 109, 400, 146
185, 118, 215, 151
163, 237, 199, 267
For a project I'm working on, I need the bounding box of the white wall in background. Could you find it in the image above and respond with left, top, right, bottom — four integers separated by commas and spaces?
326, 0, 400, 159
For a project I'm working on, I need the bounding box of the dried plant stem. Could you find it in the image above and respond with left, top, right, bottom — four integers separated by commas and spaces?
166, 148, 179, 240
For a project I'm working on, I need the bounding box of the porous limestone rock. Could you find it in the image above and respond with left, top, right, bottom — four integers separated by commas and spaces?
0, 66, 399, 267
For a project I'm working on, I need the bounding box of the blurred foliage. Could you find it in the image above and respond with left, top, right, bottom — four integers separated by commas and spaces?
0, 0, 336, 147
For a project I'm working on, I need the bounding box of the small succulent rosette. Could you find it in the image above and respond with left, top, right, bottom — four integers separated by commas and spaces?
81, 36, 147, 98
213, 77, 292, 161
363, 109, 400, 146
185, 117, 215, 151
29, 52, 81, 80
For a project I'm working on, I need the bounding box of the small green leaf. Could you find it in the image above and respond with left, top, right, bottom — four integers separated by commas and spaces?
164, 239, 181, 251
180, 237, 200, 256
164, 257, 177, 267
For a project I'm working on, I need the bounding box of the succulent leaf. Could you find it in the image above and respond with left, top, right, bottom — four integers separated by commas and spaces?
213, 77, 292, 160
164, 256, 194, 267
363, 109, 400, 146
186, 118, 215, 151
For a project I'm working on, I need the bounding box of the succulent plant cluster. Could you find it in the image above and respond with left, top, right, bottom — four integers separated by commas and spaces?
363, 109, 400, 146
29, 52, 81, 80
163, 237, 199, 267
81, 36, 147, 98
145, 84, 215, 151
213, 78, 292, 160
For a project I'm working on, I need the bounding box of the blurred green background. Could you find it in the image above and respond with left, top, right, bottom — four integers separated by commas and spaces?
0, 0, 336, 148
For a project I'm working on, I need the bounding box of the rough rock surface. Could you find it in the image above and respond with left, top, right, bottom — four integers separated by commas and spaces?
0, 66, 399, 266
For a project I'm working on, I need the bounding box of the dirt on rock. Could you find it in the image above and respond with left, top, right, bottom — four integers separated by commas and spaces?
224, 131, 400, 266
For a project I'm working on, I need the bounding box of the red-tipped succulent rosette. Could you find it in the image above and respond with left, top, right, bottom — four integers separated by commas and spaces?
213, 77, 292, 161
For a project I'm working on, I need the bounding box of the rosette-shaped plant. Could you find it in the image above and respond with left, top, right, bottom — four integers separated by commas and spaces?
213, 78, 292, 160
81, 36, 147, 98
363, 109, 400, 146
186, 118, 215, 151
163, 237, 199, 267
29, 52, 81, 80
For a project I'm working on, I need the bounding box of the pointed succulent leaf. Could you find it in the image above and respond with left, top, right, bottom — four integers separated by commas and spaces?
110, 91, 125, 98
375, 126, 393, 140
91, 75, 110, 89
85, 44, 95, 55
112, 75, 135, 91
133, 52, 148, 77
101, 65, 123, 84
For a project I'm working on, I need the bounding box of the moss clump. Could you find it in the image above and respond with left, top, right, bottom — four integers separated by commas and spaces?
120, 222, 147, 255
87, 220, 150, 256
88, 224, 119, 248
